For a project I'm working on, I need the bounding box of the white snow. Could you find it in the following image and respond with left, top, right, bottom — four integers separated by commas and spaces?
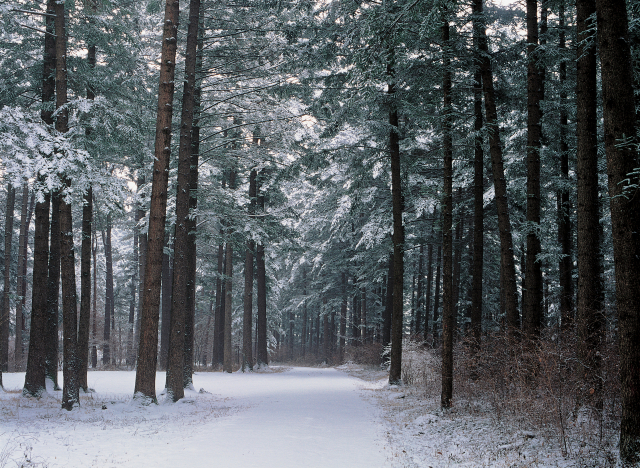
0, 368, 388, 468
0, 366, 617, 467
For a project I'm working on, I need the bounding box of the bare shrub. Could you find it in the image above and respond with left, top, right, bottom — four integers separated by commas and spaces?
453, 327, 619, 462
344, 343, 384, 366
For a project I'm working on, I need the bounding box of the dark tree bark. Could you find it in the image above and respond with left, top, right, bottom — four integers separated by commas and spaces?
424, 241, 433, 338
339, 272, 346, 362
432, 245, 442, 341
476, 0, 519, 329
183, 9, 203, 387
159, 232, 172, 370
166, 0, 201, 401
452, 191, 464, 322
255, 175, 268, 367
470, 22, 484, 346
441, 18, 454, 409
44, 192, 60, 388
242, 169, 257, 371
523, 0, 543, 337
595, 0, 640, 462
360, 288, 367, 344
14, 182, 29, 371
223, 171, 236, 373
382, 252, 394, 348
79, 37, 96, 389
576, 0, 603, 411
128, 197, 138, 368
134, 0, 180, 402
134, 175, 147, 364
388, 71, 404, 385
415, 245, 424, 337
15, 185, 31, 371
1, 185, 15, 374
213, 242, 224, 366
91, 211, 98, 369
24, 0, 56, 397
558, 0, 574, 331
322, 297, 330, 364
78, 187, 92, 392
102, 216, 114, 367
54, 0, 79, 410
302, 266, 308, 358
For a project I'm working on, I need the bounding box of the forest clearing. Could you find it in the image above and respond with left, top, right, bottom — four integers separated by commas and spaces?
0, 362, 616, 467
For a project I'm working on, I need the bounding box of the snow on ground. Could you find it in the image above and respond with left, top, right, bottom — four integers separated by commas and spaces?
0, 366, 616, 468
0, 367, 388, 468
337, 363, 617, 468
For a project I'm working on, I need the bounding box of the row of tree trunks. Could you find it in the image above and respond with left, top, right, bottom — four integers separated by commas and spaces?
165, 0, 202, 401
54, 0, 80, 411
476, 0, 518, 331
23, 0, 56, 397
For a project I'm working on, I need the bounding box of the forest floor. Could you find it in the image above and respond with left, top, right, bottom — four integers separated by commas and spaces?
0, 365, 616, 467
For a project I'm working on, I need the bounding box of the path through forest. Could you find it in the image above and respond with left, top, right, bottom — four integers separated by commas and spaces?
0, 367, 390, 467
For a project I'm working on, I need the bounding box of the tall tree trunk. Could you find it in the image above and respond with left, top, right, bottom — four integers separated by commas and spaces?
213, 242, 224, 366
78, 35, 96, 388
165, 0, 201, 401
360, 288, 367, 344
595, 0, 640, 462
558, 0, 574, 331
134, 175, 147, 364
387, 45, 404, 384
433, 245, 442, 342
15, 185, 29, 371
523, 0, 543, 337
302, 266, 307, 358
91, 213, 98, 369
223, 171, 236, 373
470, 22, 484, 346
382, 255, 393, 348
78, 187, 92, 391
128, 197, 138, 368
576, 0, 603, 411
322, 297, 330, 364
340, 272, 346, 362
102, 216, 114, 367
476, 0, 519, 329
242, 170, 257, 371
441, 18, 454, 409
25, 0, 56, 397
452, 191, 464, 323
425, 240, 433, 339
55, 0, 79, 410
134, 0, 180, 402
255, 175, 268, 367
415, 245, 424, 337
45, 192, 60, 388
1, 185, 15, 374
184, 9, 204, 387
159, 232, 172, 370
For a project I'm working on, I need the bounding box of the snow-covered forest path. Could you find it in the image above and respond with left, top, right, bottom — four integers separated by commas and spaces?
0, 367, 390, 467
